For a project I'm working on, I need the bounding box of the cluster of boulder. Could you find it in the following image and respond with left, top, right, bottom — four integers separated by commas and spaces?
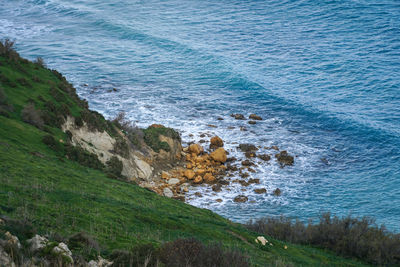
0, 223, 112, 267
143, 114, 295, 203
147, 136, 230, 200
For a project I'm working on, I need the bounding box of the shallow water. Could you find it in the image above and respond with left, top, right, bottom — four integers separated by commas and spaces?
1, 0, 399, 231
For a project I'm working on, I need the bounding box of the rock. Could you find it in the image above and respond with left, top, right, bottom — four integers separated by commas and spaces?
182, 186, 189, 192
184, 169, 195, 180
248, 178, 260, 184
188, 144, 203, 155
168, 178, 180, 185
212, 184, 222, 192
238, 144, 258, 152
194, 192, 202, 197
247, 168, 256, 173
194, 176, 203, 184
207, 124, 217, 128
240, 172, 250, 178
226, 157, 237, 162
199, 134, 206, 138
219, 180, 230, 185
0, 246, 15, 267
217, 117, 224, 120
239, 126, 247, 131
203, 173, 216, 183
210, 148, 227, 163
241, 160, 254, 166
173, 195, 185, 202
245, 151, 256, 158
161, 171, 169, 179
233, 195, 248, 203
239, 180, 250, 187
273, 188, 282, 196
0, 218, 3, 225
258, 154, 271, 161
210, 136, 224, 149
255, 236, 268, 245
231, 113, 245, 120
215, 199, 223, 203
195, 169, 206, 176
52, 242, 73, 264
88, 256, 113, 267
27, 234, 48, 252
249, 114, 263, 120
275, 151, 294, 167
248, 121, 257, 125
5, 231, 21, 249
199, 139, 206, 143
163, 188, 173, 198
254, 188, 267, 194
271, 145, 279, 151
227, 164, 238, 172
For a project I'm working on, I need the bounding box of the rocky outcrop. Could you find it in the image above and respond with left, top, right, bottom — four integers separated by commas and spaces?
0, 246, 15, 267
234, 195, 248, 203
27, 234, 48, 252
88, 256, 113, 267
255, 236, 268, 245
62, 117, 182, 183
275, 151, 294, 167
249, 114, 263, 120
52, 242, 73, 264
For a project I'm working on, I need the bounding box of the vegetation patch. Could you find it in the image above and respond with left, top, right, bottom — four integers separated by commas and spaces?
143, 126, 180, 153
106, 156, 124, 179
247, 212, 400, 266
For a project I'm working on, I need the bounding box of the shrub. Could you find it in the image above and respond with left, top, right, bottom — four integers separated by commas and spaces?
64, 144, 104, 170
0, 87, 13, 117
0, 216, 36, 241
112, 112, 143, 148
34, 57, 46, 68
16, 77, 31, 88
42, 135, 62, 152
50, 87, 64, 102
112, 138, 129, 158
160, 238, 249, 267
21, 103, 44, 129
110, 243, 159, 267
68, 232, 100, 261
0, 38, 20, 61
246, 213, 400, 266
74, 116, 84, 127
106, 156, 124, 178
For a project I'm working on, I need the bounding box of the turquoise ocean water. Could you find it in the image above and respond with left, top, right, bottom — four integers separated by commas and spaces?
1, 0, 399, 231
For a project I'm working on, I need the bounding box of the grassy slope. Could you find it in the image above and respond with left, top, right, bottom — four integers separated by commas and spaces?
0, 54, 368, 266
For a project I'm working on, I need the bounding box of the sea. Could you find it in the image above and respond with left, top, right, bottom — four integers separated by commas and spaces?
1, 0, 399, 231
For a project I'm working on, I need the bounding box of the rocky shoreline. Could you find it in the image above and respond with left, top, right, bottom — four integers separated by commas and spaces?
139, 113, 295, 203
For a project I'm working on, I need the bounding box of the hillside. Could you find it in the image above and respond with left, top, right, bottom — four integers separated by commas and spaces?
0, 41, 369, 266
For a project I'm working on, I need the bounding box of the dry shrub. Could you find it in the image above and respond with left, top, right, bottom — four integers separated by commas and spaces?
0, 38, 20, 61
160, 238, 249, 267
110, 243, 159, 267
21, 103, 44, 129
34, 57, 46, 68
246, 213, 400, 265
112, 112, 143, 148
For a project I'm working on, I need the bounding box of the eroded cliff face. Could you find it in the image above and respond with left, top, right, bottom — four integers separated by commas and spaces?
61, 116, 182, 183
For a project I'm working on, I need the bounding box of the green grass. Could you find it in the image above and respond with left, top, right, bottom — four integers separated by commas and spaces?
0, 53, 370, 266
